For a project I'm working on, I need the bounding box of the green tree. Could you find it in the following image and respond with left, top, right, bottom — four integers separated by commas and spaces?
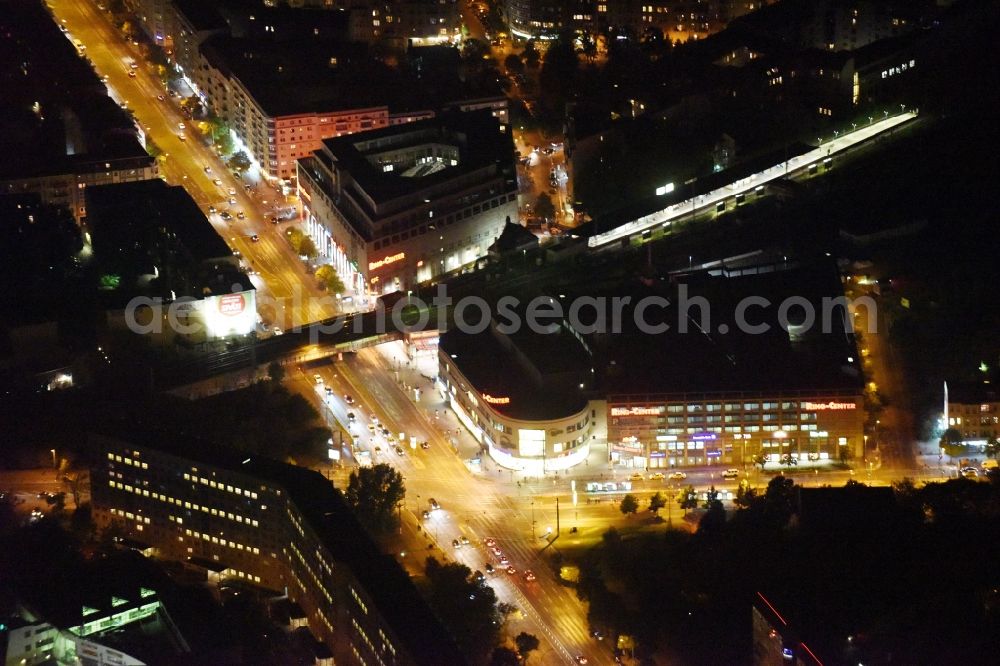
752, 453, 768, 471
579, 32, 597, 62
534, 192, 556, 220
462, 38, 489, 61
619, 493, 639, 516
763, 475, 797, 523
648, 491, 666, 515
504, 53, 524, 75
490, 647, 520, 666
287, 227, 305, 253
523, 41, 540, 68
345, 463, 405, 533
228, 150, 252, 173
425, 556, 501, 661
780, 453, 798, 469
734, 482, 758, 509
939, 428, 964, 460
145, 137, 163, 159
985, 437, 1000, 460
678, 484, 698, 513
703, 485, 721, 510
299, 235, 319, 260
267, 361, 285, 383
315, 264, 346, 294
515, 632, 540, 663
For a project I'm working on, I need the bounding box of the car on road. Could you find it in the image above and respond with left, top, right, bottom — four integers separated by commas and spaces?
178, 122, 185, 130
429, 498, 440, 510
347, 412, 356, 422
421, 510, 430, 519
219, 211, 232, 220
961, 467, 979, 479
498, 556, 510, 567
272, 327, 283, 336
459, 536, 470, 546
313, 374, 323, 384
591, 629, 605, 640
394, 445, 405, 456
722, 468, 740, 480
668, 471, 687, 480
228, 197, 237, 205
213, 179, 223, 186
506, 566, 517, 575
575, 657, 589, 665
250, 234, 259, 242
648, 472, 665, 480
420, 441, 430, 450
452, 539, 462, 549
523, 570, 536, 582
344, 395, 355, 405
491, 546, 502, 557
484, 563, 495, 575
178, 134, 186, 141
208, 205, 217, 213
157, 94, 165, 101
629, 472, 644, 481
324, 387, 333, 396
484, 537, 496, 548
204, 166, 212, 174
237, 211, 246, 220
127, 69, 136, 78
367, 423, 376, 431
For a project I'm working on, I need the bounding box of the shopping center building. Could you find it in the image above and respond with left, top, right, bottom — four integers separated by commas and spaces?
440, 259, 866, 471
297, 110, 518, 295
438, 308, 599, 474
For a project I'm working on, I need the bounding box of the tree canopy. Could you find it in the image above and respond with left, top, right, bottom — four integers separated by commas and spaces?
345, 463, 405, 534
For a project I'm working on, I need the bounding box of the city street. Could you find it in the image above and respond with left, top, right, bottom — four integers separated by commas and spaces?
48, 0, 336, 330
293, 351, 617, 665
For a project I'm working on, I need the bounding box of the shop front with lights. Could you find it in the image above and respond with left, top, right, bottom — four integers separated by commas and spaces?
607, 390, 865, 469
439, 349, 594, 474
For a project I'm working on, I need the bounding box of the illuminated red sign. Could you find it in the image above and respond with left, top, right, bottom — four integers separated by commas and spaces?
483, 394, 510, 405
218, 293, 246, 316
801, 401, 857, 411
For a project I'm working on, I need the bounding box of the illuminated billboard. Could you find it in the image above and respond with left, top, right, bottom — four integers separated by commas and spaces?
518, 429, 545, 457
200, 289, 256, 339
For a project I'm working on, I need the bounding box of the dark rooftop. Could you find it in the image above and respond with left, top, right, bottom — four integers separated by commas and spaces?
322, 109, 515, 205
489, 222, 538, 256
172, 0, 226, 32
947, 380, 1000, 405
86, 180, 233, 266
0, 0, 150, 180
440, 306, 592, 421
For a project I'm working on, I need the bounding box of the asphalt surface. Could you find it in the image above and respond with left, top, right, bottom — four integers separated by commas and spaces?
49, 0, 336, 330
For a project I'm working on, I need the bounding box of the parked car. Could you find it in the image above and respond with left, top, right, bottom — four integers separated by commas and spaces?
722, 468, 740, 480
668, 471, 687, 480
648, 472, 665, 480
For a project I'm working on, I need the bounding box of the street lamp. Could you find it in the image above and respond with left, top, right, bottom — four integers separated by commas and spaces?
50, 449, 57, 469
